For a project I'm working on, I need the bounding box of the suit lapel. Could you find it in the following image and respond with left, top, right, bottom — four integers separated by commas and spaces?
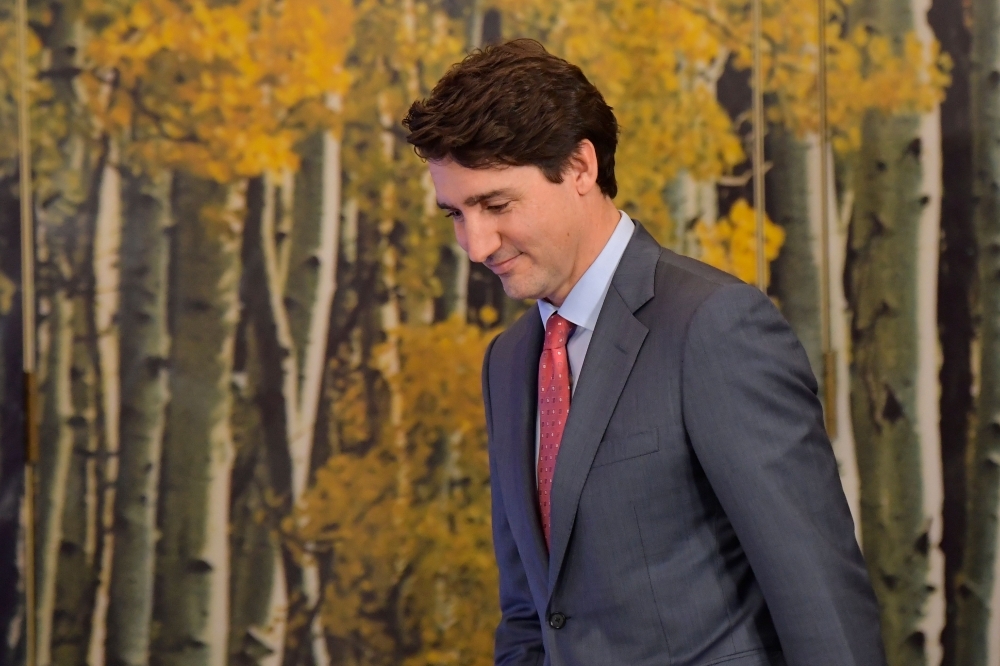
493, 307, 549, 601
546, 222, 662, 595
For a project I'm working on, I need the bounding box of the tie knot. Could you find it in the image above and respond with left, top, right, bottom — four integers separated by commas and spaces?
544, 313, 574, 350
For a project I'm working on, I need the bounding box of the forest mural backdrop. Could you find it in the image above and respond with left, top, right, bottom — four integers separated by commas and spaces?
1, 0, 999, 664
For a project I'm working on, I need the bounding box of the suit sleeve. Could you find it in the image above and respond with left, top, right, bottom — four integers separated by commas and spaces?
681, 283, 886, 666
482, 337, 545, 666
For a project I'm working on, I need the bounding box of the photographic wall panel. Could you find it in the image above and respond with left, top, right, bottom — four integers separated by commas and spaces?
2, 0, 999, 664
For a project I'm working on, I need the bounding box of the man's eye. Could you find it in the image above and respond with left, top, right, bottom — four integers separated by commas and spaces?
487, 202, 510, 213
444, 210, 461, 219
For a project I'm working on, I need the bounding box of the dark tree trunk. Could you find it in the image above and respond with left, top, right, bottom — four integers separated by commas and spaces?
955, 0, 1000, 659
927, 1, 975, 663
0, 178, 26, 666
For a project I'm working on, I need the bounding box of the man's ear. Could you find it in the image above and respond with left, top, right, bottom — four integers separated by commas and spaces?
567, 139, 600, 196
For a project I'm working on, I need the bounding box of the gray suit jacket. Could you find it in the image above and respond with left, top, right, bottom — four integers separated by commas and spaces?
481, 223, 886, 666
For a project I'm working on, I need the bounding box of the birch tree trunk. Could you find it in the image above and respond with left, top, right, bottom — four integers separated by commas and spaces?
926, 0, 975, 661
766, 127, 823, 378
106, 167, 172, 666
228, 176, 286, 666
227, 441, 284, 666
35, 291, 74, 666
286, 121, 341, 506
88, 142, 123, 666
825, 151, 862, 540
955, 0, 1000, 660
381, 256, 410, 661
241, 174, 297, 666
38, 140, 111, 666
282, 124, 340, 666
51, 153, 119, 659
43, 139, 110, 666
237, 120, 341, 666
375, 78, 411, 657
33, 1, 101, 658
52, 148, 118, 665
51, 289, 101, 666
152, 173, 243, 666
846, 0, 945, 660
374, 199, 410, 660
663, 171, 698, 255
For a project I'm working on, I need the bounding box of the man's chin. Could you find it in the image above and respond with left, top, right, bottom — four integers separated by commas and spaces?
498, 275, 545, 302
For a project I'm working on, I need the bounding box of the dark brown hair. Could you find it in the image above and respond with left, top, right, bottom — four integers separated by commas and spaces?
402, 39, 619, 198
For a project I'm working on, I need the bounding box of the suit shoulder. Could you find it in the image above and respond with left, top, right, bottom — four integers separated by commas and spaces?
656, 247, 743, 289
644, 246, 745, 318
652, 251, 798, 370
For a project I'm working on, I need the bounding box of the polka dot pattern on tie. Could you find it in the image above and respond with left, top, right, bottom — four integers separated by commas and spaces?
537, 313, 574, 548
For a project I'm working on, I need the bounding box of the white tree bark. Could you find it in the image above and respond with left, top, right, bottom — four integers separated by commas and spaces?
813, 140, 862, 541
914, 102, 946, 666
153, 175, 243, 666
105, 164, 171, 666
291, 109, 342, 502
89, 139, 123, 666
35, 292, 73, 666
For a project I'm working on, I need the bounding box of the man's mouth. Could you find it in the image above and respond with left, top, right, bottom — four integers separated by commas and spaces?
486, 253, 521, 275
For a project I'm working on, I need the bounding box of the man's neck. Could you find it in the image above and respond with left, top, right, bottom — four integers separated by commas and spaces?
546, 199, 622, 307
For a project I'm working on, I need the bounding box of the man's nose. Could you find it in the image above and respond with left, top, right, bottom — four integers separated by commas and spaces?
464, 216, 502, 264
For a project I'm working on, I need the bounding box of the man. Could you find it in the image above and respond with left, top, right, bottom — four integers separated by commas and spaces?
403, 39, 886, 666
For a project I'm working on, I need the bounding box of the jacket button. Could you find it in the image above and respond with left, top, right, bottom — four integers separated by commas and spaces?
548, 612, 566, 629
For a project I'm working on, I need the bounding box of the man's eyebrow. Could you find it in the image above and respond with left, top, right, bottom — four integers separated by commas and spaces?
436, 188, 516, 210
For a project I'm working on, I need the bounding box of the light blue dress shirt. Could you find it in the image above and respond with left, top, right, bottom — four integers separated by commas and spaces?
535, 211, 636, 475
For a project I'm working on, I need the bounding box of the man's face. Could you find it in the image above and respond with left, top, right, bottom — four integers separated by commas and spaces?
428, 158, 585, 303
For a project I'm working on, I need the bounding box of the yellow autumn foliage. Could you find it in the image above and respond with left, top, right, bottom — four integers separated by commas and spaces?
296, 317, 498, 666
695, 198, 785, 287
498, 0, 948, 248
85, 0, 354, 181
673, 0, 950, 150
0, 8, 67, 197
0, 15, 26, 168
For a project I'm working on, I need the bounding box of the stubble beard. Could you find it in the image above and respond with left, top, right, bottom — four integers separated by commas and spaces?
498, 265, 556, 302
498, 276, 534, 301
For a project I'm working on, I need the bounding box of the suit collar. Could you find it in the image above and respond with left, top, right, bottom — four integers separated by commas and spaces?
546, 220, 660, 596
610, 220, 660, 314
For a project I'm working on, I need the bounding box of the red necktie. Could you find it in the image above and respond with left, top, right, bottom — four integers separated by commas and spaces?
538, 313, 574, 548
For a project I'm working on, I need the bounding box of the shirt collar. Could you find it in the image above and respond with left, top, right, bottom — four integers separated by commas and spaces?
538, 211, 636, 331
